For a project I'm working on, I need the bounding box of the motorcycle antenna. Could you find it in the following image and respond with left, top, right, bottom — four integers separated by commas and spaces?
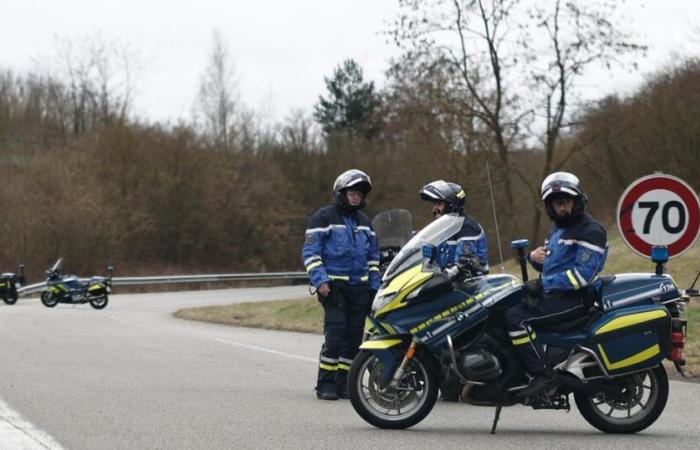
486, 160, 505, 273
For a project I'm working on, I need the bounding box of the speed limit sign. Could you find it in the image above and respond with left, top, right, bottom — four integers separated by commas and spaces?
617, 173, 700, 258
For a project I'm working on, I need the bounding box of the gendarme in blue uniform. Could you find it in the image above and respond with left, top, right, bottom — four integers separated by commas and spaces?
528, 213, 608, 292
302, 168, 379, 400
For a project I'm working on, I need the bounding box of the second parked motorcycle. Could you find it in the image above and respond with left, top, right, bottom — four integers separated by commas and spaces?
0, 264, 25, 305
40, 258, 113, 309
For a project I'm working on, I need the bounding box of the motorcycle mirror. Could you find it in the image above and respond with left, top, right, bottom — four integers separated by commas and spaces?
107, 266, 114, 278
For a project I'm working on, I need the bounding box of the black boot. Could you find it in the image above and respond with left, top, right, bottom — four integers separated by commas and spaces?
316, 383, 339, 400
518, 371, 557, 398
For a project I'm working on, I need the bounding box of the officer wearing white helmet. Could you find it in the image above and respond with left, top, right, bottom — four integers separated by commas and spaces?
505, 172, 608, 398
302, 169, 380, 400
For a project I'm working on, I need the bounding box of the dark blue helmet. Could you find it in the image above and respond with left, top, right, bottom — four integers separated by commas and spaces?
419, 180, 466, 214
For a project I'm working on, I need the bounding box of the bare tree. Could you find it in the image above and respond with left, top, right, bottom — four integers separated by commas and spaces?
391, 0, 645, 239
197, 30, 240, 152
46, 34, 139, 135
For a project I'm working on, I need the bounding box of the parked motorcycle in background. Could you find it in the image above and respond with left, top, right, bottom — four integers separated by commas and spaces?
40, 258, 113, 309
0, 264, 25, 305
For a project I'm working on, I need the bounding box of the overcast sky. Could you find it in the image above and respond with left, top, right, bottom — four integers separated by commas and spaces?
2, 1, 699, 124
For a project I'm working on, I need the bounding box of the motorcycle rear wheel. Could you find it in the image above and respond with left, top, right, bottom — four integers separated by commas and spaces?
40, 291, 58, 308
90, 294, 108, 310
3, 292, 18, 305
574, 364, 668, 434
348, 350, 438, 429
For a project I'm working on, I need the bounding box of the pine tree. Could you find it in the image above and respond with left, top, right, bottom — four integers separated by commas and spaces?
313, 59, 381, 139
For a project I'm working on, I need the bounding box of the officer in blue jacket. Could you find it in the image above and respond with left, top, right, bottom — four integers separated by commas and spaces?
302, 169, 380, 400
505, 172, 608, 397
420, 180, 489, 401
419, 180, 489, 270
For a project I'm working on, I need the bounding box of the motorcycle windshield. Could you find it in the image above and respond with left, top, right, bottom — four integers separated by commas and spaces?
382, 214, 464, 282
372, 209, 413, 249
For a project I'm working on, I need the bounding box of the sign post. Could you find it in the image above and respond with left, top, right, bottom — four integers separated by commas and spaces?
617, 173, 700, 258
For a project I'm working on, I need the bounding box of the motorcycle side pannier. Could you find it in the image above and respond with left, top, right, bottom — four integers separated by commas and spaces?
586, 305, 670, 375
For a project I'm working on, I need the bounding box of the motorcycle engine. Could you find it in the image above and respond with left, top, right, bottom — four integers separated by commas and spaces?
458, 349, 502, 381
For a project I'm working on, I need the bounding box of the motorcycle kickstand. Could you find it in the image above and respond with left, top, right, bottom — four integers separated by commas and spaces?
490, 401, 502, 435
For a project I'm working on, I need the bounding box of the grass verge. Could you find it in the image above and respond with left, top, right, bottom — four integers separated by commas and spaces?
174, 298, 323, 334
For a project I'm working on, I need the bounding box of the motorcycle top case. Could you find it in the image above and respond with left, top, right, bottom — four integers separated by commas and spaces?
600, 273, 679, 311
586, 304, 671, 374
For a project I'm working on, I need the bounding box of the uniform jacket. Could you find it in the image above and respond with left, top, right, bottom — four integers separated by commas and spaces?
440, 214, 489, 270
302, 205, 380, 290
528, 212, 608, 292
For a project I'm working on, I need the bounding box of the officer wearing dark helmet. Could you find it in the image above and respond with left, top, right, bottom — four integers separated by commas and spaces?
302, 169, 380, 400
505, 172, 608, 398
420, 180, 489, 401
419, 180, 489, 270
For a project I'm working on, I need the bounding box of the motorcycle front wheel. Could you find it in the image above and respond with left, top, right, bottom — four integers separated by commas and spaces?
90, 294, 108, 310
41, 291, 58, 308
348, 350, 438, 429
574, 364, 668, 434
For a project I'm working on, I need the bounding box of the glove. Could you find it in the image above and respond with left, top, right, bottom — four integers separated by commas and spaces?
458, 254, 487, 277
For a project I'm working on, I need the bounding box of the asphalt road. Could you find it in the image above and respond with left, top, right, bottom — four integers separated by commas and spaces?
1, 286, 699, 449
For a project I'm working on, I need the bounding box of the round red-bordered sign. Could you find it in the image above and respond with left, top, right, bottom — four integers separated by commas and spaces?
617, 174, 700, 258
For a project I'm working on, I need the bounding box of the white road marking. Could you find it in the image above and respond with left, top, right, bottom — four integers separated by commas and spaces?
109, 314, 161, 331
109, 315, 316, 363
207, 337, 316, 363
0, 398, 64, 449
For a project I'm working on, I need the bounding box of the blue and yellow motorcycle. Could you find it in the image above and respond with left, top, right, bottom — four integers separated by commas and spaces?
40, 258, 113, 309
348, 214, 697, 433
0, 264, 25, 305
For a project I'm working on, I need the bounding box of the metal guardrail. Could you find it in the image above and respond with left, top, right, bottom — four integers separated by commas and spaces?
16, 271, 308, 296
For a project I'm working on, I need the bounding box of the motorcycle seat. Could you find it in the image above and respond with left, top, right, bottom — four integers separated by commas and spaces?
534, 308, 603, 333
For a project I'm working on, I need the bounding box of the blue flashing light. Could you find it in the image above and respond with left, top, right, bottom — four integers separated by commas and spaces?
422, 244, 437, 261
651, 246, 669, 264
511, 239, 530, 250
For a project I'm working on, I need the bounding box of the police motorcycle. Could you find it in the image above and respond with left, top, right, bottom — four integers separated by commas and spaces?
348, 213, 697, 433
0, 264, 25, 305
372, 209, 413, 275
40, 258, 113, 309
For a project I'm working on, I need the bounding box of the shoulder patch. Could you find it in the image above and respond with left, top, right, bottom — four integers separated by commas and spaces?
579, 250, 591, 263
305, 234, 316, 245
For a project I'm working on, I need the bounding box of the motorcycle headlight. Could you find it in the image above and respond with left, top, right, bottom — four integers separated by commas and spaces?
372, 291, 397, 313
